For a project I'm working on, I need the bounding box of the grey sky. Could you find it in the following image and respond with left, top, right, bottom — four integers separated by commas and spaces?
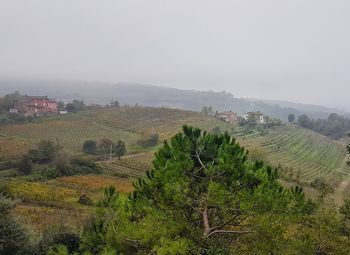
0, 0, 349, 109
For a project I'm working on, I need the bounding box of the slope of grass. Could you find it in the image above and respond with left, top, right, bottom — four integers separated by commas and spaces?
10, 175, 134, 231
236, 125, 350, 183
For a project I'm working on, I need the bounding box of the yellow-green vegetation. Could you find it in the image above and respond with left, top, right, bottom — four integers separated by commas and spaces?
6, 180, 77, 202
48, 175, 134, 194
13, 203, 89, 232
0, 137, 29, 160
8, 175, 134, 231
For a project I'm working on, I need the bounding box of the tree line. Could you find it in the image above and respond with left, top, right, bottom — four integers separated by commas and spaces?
294, 113, 350, 139
82, 139, 126, 160
17, 139, 102, 179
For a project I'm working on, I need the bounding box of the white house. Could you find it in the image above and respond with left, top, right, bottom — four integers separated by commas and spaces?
241, 113, 249, 120
241, 112, 268, 124
259, 114, 266, 124
8, 108, 18, 113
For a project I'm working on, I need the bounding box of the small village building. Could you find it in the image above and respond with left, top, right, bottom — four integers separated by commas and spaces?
16, 96, 58, 116
59, 110, 68, 115
259, 114, 267, 124
8, 108, 18, 113
241, 111, 268, 124
216, 111, 239, 125
241, 113, 249, 120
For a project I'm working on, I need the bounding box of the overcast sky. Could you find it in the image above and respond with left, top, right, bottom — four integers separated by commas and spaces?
0, 0, 349, 109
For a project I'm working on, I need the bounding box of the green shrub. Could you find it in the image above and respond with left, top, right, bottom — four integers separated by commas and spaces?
82, 140, 97, 155
0, 194, 32, 255
38, 226, 81, 255
18, 154, 33, 175
28, 140, 58, 164
137, 133, 159, 148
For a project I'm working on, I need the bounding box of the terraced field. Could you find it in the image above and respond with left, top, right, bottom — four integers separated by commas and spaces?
98, 161, 145, 178
235, 125, 350, 183
98, 123, 350, 185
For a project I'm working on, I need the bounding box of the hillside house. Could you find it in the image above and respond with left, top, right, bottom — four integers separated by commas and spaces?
241, 113, 249, 120
216, 111, 239, 124
241, 111, 268, 124
8, 108, 18, 113
16, 96, 58, 116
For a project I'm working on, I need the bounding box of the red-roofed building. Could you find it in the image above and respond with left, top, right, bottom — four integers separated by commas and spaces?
17, 96, 58, 116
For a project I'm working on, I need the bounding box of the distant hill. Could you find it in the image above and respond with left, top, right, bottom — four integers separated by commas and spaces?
0, 77, 347, 121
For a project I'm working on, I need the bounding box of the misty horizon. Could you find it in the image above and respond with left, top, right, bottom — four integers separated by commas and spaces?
1, 0, 350, 110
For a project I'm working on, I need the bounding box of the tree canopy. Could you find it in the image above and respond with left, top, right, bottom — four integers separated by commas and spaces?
89, 125, 307, 254
288, 113, 295, 123
297, 113, 350, 139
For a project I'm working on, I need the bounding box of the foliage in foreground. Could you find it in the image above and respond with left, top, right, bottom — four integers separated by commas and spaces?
5, 126, 350, 254
80, 126, 316, 254
0, 194, 32, 255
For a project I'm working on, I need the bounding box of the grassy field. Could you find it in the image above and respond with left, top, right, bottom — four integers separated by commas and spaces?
0, 106, 230, 159
10, 175, 134, 231
234, 125, 350, 184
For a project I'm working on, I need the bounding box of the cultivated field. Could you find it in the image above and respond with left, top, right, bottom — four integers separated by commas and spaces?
10, 175, 134, 231
1, 107, 349, 184
0, 106, 230, 159
235, 125, 350, 183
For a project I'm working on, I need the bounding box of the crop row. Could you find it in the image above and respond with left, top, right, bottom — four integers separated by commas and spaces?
238, 126, 350, 182
98, 159, 149, 178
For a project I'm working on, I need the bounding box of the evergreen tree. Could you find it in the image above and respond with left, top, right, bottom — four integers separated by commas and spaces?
114, 140, 126, 160
82, 140, 97, 155
18, 154, 32, 175
288, 113, 295, 123
0, 194, 31, 255
97, 139, 114, 155
127, 125, 305, 253
29, 140, 58, 163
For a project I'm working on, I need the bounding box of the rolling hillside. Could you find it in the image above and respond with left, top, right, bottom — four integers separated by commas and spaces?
1, 78, 347, 121
234, 125, 350, 183
0, 106, 231, 159
0, 106, 349, 185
